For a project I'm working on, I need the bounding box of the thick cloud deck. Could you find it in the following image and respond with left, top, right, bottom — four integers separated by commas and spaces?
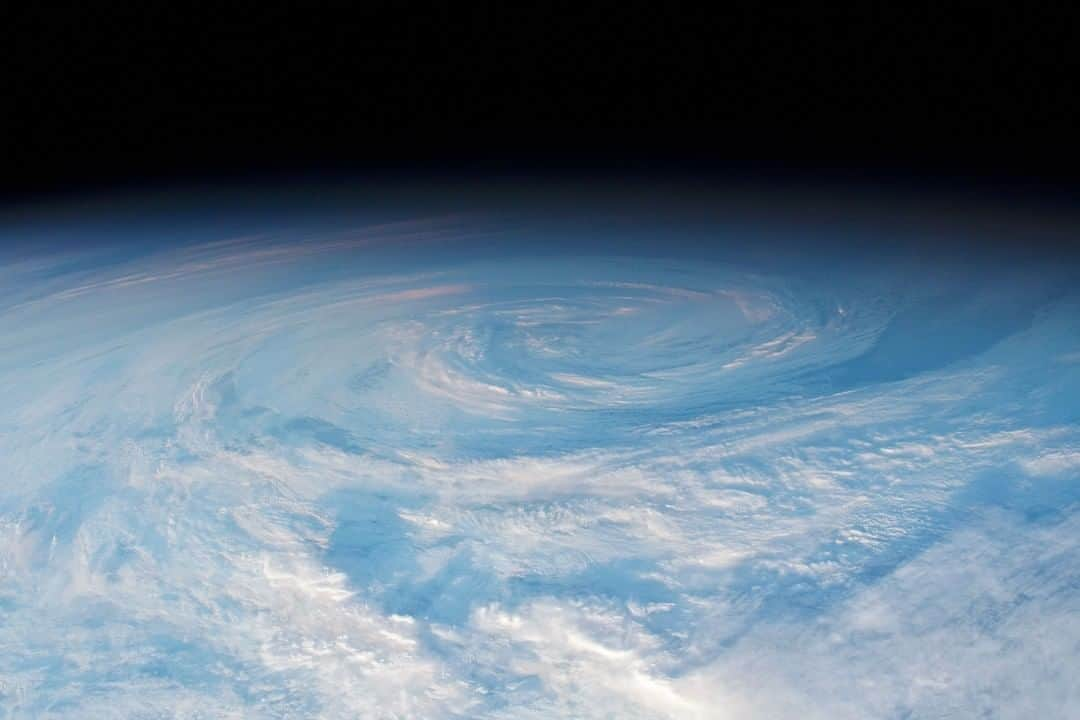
0, 214, 1077, 718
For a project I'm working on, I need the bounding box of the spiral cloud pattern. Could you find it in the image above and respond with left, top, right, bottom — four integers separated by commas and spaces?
0, 207, 1078, 718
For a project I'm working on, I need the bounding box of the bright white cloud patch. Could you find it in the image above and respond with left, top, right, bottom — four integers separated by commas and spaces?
0, 217, 1077, 718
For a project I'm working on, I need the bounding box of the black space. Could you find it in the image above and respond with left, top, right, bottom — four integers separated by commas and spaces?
6, 4, 1079, 201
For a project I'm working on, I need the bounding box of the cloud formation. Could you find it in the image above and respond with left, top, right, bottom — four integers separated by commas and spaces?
0, 219, 1077, 718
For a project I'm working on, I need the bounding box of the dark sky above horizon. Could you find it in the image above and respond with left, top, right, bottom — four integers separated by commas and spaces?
6, 5, 1077, 200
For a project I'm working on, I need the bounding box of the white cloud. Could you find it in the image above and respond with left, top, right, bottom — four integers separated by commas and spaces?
0, 222, 1077, 717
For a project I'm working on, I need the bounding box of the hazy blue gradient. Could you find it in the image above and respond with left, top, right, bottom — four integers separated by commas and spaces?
0, 203, 1078, 718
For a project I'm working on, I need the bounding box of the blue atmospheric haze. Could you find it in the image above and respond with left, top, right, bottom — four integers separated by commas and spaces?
0, 198, 1078, 718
